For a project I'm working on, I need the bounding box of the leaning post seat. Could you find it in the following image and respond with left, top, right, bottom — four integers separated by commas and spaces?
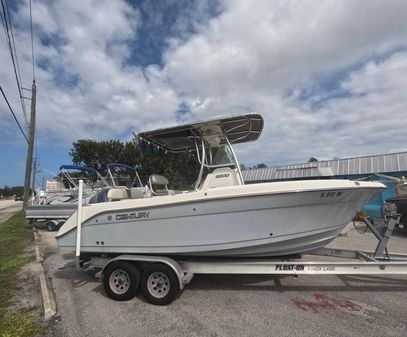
148, 174, 180, 196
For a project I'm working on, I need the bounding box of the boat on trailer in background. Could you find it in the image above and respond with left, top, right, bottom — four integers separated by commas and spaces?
387, 177, 407, 233
27, 164, 141, 230
34, 165, 108, 205
55, 113, 398, 305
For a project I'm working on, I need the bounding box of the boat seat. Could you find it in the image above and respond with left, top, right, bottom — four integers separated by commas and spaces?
107, 188, 129, 201
149, 174, 180, 196
154, 189, 180, 196
129, 187, 147, 199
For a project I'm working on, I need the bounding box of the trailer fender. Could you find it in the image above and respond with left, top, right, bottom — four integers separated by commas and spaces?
97, 254, 190, 290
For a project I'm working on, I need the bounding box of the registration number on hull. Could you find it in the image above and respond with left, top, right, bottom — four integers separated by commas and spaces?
320, 191, 342, 198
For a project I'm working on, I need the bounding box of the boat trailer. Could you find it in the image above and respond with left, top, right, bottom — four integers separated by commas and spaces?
72, 179, 407, 305
26, 204, 77, 230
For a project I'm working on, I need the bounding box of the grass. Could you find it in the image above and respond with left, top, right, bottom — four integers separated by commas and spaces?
0, 311, 44, 337
0, 211, 45, 336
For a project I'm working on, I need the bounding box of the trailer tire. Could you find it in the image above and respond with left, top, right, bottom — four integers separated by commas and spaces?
141, 263, 179, 305
46, 220, 59, 231
103, 261, 140, 301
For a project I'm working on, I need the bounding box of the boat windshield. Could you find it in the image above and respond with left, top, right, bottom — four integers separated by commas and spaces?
207, 145, 235, 166
193, 143, 240, 190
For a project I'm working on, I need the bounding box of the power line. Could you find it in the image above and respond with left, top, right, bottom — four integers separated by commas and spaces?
0, 85, 29, 143
5, 0, 25, 93
0, 0, 29, 127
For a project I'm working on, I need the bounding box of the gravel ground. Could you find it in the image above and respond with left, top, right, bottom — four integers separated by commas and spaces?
39, 222, 407, 337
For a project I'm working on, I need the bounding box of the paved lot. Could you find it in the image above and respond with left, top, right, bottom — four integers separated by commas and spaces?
41, 225, 407, 337
0, 199, 23, 223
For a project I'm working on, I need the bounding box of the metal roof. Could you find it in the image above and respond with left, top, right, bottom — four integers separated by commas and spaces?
243, 151, 407, 182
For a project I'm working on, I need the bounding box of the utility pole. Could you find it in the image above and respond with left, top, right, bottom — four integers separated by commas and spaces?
23, 80, 36, 211
31, 156, 37, 193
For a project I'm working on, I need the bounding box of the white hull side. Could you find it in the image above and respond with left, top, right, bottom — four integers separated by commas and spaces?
57, 186, 379, 257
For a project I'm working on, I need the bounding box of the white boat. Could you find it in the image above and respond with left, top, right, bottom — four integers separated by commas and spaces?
105, 163, 143, 189
27, 164, 141, 230
34, 165, 108, 205
56, 114, 385, 257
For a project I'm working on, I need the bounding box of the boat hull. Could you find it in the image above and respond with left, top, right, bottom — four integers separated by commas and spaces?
57, 185, 380, 257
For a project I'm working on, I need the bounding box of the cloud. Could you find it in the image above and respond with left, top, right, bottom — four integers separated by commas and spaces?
132, 0, 222, 66
235, 51, 407, 166
1, 0, 407, 186
164, 0, 407, 98
2, 0, 185, 146
161, 0, 407, 165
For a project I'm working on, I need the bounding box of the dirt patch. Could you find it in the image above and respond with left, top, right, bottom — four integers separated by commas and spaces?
5, 245, 44, 321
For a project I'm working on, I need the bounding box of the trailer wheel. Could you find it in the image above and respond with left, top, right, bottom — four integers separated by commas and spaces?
141, 264, 179, 305
46, 220, 59, 231
103, 261, 140, 301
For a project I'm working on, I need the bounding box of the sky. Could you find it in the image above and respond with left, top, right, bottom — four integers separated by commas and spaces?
1, 0, 407, 187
